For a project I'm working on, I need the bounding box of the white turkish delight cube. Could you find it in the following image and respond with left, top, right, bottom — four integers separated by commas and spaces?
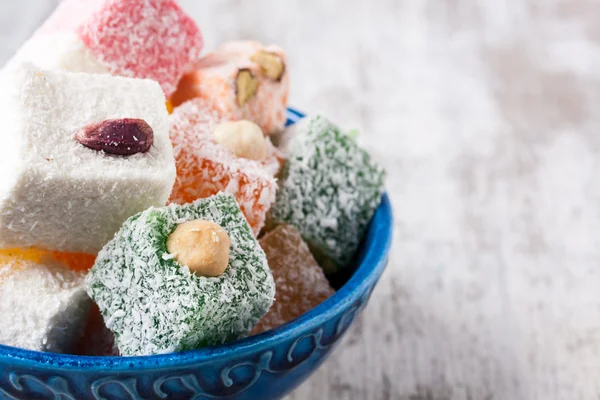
0, 258, 90, 353
0, 64, 176, 254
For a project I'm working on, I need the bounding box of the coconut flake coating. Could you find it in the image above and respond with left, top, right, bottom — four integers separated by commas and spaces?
0, 256, 90, 353
270, 116, 386, 274
170, 41, 289, 134
16, 0, 203, 96
86, 193, 275, 356
0, 64, 175, 254
169, 100, 278, 235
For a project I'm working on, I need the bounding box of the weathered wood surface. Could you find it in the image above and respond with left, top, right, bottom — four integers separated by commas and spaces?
2, 1, 599, 399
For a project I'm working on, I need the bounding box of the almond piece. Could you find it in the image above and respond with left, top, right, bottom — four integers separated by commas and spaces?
75, 118, 153, 156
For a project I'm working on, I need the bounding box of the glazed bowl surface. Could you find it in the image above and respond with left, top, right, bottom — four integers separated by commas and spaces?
0, 108, 393, 400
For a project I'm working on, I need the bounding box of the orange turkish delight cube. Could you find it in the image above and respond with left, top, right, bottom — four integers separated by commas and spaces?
170, 41, 289, 135
252, 224, 335, 334
168, 100, 278, 235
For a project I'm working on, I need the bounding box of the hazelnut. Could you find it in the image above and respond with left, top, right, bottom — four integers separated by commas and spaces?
75, 118, 153, 156
251, 50, 286, 81
213, 120, 266, 161
236, 68, 258, 106
166, 220, 231, 278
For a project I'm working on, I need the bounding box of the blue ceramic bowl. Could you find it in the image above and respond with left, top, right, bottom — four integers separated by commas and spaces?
0, 109, 393, 400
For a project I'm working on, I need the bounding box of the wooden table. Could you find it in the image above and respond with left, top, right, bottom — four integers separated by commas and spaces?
2, 1, 599, 399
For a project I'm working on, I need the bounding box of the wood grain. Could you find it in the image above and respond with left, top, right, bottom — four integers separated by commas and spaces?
1, 0, 599, 399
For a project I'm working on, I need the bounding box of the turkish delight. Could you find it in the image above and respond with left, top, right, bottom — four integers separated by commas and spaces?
270, 116, 385, 274
86, 193, 275, 356
0, 255, 90, 353
170, 41, 289, 134
10, 0, 203, 96
169, 100, 278, 235
0, 64, 176, 254
252, 224, 335, 335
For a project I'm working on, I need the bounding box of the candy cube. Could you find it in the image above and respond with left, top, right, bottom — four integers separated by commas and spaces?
170, 41, 289, 134
252, 224, 335, 335
10, 0, 203, 96
0, 256, 90, 353
86, 193, 275, 356
270, 116, 386, 274
169, 100, 278, 235
0, 64, 176, 254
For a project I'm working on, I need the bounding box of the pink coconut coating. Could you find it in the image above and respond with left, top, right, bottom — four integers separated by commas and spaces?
38, 0, 203, 96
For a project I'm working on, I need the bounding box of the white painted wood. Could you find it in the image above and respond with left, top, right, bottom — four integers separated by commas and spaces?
1, 1, 599, 399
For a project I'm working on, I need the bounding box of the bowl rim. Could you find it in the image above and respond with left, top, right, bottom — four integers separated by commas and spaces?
0, 108, 394, 370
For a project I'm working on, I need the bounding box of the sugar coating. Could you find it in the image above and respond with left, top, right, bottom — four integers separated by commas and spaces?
0, 64, 176, 254
263, 138, 286, 177
169, 100, 278, 235
13, 0, 203, 96
86, 193, 275, 356
270, 116, 386, 273
0, 257, 90, 353
170, 41, 289, 134
252, 224, 335, 335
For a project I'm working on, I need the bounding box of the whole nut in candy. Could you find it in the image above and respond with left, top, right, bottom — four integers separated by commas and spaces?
251, 50, 286, 81
214, 120, 266, 161
236, 68, 258, 106
75, 118, 154, 156
166, 220, 231, 278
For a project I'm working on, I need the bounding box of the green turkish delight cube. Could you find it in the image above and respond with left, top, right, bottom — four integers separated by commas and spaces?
271, 115, 386, 274
86, 193, 275, 356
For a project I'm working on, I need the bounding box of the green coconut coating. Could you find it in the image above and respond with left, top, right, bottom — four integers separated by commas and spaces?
270, 115, 386, 274
86, 193, 275, 356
